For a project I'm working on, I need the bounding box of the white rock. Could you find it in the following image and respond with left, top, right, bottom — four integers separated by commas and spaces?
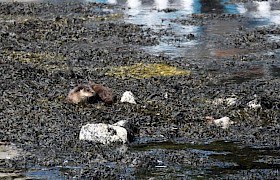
225, 97, 238, 106
213, 97, 237, 106
79, 123, 128, 144
247, 99, 261, 109
121, 91, 136, 104
0, 143, 21, 160
213, 117, 234, 129
113, 120, 127, 127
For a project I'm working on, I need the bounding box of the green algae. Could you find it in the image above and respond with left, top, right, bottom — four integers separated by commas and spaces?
106, 63, 191, 79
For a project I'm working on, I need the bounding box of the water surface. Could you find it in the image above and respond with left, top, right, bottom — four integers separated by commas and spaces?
88, 0, 280, 58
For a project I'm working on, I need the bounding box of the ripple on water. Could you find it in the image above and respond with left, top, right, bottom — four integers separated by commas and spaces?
132, 140, 280, 178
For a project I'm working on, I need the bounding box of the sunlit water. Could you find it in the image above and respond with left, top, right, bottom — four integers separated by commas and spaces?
87, 0, 280, 59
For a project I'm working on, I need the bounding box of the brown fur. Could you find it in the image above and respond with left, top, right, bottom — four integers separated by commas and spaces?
66, 85, 95, 104
91, 84, 113, 105
205, 116, 215, 124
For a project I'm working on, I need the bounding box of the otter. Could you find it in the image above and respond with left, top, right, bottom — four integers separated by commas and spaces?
90, 83, 113, 105
66, 84, 96, 104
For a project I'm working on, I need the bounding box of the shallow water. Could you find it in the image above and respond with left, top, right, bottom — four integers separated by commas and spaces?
20, 141, 279, 179
132, 141, 280, 179
85, 0, 280, 59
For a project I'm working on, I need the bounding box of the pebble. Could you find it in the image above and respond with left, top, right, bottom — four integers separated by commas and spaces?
120, 91, 136, 104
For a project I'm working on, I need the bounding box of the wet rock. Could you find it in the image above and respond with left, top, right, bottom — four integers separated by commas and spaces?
113, 120, 127, 127
160, 8, 177, 13
79, 121, 128, 144
120, 91, 136, 104
0, 170, 23, 179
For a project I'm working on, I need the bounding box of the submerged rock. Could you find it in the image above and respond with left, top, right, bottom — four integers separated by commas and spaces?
79, 122, 128, 144
121, 91, 136, 104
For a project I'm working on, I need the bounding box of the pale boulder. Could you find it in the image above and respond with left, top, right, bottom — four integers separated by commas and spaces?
212, 117, 234, 129
206, 116, 234, 129
79, 122, 128, 144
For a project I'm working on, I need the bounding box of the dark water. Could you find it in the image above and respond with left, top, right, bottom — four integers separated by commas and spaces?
132, 141, 280, 179
22, 141, 279, 179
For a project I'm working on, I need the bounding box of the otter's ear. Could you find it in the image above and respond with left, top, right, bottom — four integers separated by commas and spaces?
88, 81, 94, 85
71, 85, 83, 92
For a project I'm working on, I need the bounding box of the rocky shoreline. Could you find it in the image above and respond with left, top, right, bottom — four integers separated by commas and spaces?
0, 1, 279, 179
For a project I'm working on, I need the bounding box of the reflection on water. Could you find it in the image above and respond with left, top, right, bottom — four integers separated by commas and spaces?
26, 166, 82, 180
87, 0, 280, 58
133, 141, 280, 179
237, 1, 280, 27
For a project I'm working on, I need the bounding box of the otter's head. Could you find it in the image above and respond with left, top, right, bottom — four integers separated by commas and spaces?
79, 85, 96, 98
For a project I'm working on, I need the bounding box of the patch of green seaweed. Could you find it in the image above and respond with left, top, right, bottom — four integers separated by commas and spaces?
106, 63, 191, 79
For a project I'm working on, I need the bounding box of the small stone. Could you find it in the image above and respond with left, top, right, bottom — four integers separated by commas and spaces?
213, 117, 234, 129
164, 92, 168, 99
213, 97, 237, 106
247, 99, 261, 109
120, 91, 136, 104
225, 97, 238, 106
79, 123, 128, 144
0, 142, 21, 160
206, 116, 234, 129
